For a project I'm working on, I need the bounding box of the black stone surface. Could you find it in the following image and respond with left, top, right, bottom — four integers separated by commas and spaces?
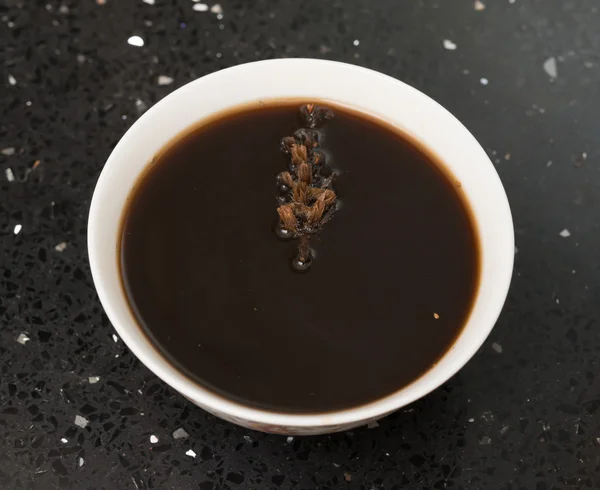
1, 0, 599, 488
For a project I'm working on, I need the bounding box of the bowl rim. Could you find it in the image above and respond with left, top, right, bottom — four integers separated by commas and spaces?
88, 58, 514, 429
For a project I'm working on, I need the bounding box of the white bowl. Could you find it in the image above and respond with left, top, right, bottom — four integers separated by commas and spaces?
88, 59, 514, 435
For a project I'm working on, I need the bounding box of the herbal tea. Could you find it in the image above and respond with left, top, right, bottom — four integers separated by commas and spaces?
120, 102, 480, 413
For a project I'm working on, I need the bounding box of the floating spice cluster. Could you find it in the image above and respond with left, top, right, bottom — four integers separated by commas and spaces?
275, 104, 337, 272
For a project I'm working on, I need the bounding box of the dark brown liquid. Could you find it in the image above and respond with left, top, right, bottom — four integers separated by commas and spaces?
120, 102, 480, 413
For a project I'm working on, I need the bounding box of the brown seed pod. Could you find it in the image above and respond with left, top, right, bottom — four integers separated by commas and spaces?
300, 104, 335, 128
297, 163, 312, 184
275, 104, 338, 271
277, 204, 298, 233
278, 171, 294, 187
293, 181, 309, 204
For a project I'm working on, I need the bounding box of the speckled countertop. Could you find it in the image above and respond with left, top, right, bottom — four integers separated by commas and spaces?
1, 0, 600, 488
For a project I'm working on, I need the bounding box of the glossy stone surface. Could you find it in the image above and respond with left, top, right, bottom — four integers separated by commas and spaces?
1, 0, 599, 488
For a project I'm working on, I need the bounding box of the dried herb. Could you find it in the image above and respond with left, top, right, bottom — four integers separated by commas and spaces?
275, 104, 337, 272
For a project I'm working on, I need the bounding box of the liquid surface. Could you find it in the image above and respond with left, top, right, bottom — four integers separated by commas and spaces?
120, 102, 480, 413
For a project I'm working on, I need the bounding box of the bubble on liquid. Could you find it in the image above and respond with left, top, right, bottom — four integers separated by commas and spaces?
280, 136, 295, 153
294, 128, 319, 148
291, 254, 313, 272
320, 164, 333, 178
278, 184, 290, 194
310, 149, 326, 167
275, 222, 294, 240
276, 195, 287, 204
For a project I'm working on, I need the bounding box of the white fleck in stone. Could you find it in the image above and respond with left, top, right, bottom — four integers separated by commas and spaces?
210, 3, 223, 14
185, 449, 196, 458
474, 0, 485, 10
480, 77, 489, 85
127, 35, 145, 47
367, 420, 379, 429
76, 54, 86, 64
500, 425, 509, 434
216, 13, 223, 19
59, 4, 69, 14
25, 100, 32, 106
112, 334, 119, 343
8, 74, 17, 86
17, 333, 30, 345
143, 0, 155, 4
193, 3, 208, 11
443, 39, 457, 50
88, 376, 100, 384
546, 160, 553, 167
61, 438, 68, 443
468, 418, 475, 423
13, 224, 22, 235
150, 435, 158, 443
492, 342, 503, 354
353, 39, 360, 46
559, 229, 571, 238
172, 428, 189, 439
582, 152, 588, 160
243, 435, 253, 443
74, 415, 89, 428
286, 436, 294, 443
55, 242, 67, 252
157, 75, 174, 86
78, 457, 84, 467
481, 411, 494, 422
1, 147, 15, 156
133, 100, 148, 115
509, 0, 515, 3
543, 57, 557, 79
514, 246, 519, 254
5, 168, 15, 182
479, 435, 492, 445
